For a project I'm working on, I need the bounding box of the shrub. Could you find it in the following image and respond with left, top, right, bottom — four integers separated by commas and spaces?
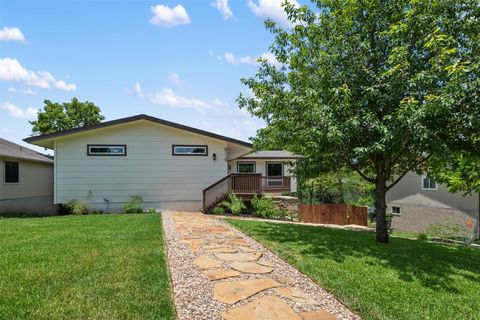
62, 199, 88, 215
124, 195, 144, 213
212, 206, 225, 215
386, 212, 393, 235
251, 194, 278, 218
427, 222, 475, 245
221, 193, 246, 215
90, 209, 103, 215
417, 232, 428, 241
147, 208, 156, 213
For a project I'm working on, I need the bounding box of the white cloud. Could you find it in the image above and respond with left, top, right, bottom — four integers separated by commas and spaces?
0, 27, 26, 42
223, 52, 280, 66
1, 102, 38, 119
168, 72, 181, 84
134, 82, 143, 96
5, 87, 38, 95
150, 4, 191, 27
22, 89, 38, 96
211, 0, 233, 20
0, 58, 76, 91
134, 83, 228, 114
247, 0, 300, 27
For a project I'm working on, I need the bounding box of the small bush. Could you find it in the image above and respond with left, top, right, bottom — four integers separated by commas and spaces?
222, 193, 246, 215
386, 212, 393, 235
62, 199, 88, 215
147, 208, 156, 213
251, 194, 278, 218
124, 195, 144, 213
417, 232, 428, 241
427, 222, 475, 245
212, 206, 225, 215
90, 209, 103, 215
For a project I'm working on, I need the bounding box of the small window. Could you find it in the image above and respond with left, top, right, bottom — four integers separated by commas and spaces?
391, 206, 401, 216
172, 145, 208, 156
5, 161, 19, 183
237, 162, 255, 173
422, 176, 437, 190
88, 145, 126, 156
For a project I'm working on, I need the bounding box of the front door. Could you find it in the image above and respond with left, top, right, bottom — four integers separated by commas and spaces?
266, 162, 283, 187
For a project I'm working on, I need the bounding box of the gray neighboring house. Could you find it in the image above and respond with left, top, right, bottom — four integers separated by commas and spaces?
386, 171, 480, 237
0, 138, 56, 215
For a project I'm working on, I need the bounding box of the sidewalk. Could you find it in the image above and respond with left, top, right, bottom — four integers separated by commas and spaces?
162, 211, 360, 320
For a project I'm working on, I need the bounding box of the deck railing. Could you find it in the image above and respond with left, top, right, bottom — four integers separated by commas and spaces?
202, 174, 291, 212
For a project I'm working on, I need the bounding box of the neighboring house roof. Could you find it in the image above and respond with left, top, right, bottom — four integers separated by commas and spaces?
238, 150, 303, 160
0, 138, 53, 163
23, 114, 252, 148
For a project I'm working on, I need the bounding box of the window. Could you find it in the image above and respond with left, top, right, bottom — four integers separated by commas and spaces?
237, 162, 255, 173
87, 145, 126, 156
266, 162, 283, 176
422, 176, 437, 190
391, 206, 401, 216
266, 162, 284, 187
5, 161, 19, 183
172, 145, 208, 156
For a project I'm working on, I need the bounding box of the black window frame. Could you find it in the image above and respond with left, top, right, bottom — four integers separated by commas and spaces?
87, 144, 127, 156
422, 176, 437, 190
391, 206, 401, 215
172, 145, 208, 156
266, 161, 284, 177
4, 161, 19, 183
237, 161, 256, 173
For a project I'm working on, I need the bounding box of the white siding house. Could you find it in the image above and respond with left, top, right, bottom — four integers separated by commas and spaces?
26, 116, 250, 211
24, 115, 300, 212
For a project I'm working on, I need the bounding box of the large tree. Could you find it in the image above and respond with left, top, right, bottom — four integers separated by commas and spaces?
238, 0, 480, 243
30, 98, 104, 135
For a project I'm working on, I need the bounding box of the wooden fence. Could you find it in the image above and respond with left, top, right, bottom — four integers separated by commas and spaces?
299, 204, 368, 226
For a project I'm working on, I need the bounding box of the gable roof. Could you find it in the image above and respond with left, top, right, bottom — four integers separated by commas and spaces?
23, 114, 253, 148
239, 150, 303, 159
0, 138, 53, 163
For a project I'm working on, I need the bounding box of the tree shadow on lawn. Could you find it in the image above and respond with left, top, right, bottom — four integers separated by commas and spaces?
238, 221, 480, 294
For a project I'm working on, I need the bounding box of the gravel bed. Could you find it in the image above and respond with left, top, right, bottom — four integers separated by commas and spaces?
162, 211, 361, 320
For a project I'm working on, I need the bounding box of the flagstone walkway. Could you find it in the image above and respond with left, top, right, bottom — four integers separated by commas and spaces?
162, 212, 360, 320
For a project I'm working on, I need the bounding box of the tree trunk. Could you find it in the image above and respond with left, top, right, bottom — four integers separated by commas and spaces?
375, 179, 389, 244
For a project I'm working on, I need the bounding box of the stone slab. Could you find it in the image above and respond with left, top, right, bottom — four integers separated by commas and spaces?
194, 255, 223, 269
299, 310, 337, 320
216, 252, 262, 262
213, 278, 278, 304
203, 269, 241, 281
230, 261, 273, 274
221, 295, 302, 320
275, 287, 317, 305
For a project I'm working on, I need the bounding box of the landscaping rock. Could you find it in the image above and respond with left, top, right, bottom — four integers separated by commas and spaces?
299, 310, 337, 320
203, 269, 241, 281
193, 255, 223, 269
221, 295, 302, 320
213, 278, 278, 304
205, 247, 238, 253
275, 287, 317, 305
215, 252, 262, 262
230, 261, 273, 274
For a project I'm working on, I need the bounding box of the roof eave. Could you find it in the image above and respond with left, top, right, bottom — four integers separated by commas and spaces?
23, 114, 253, 148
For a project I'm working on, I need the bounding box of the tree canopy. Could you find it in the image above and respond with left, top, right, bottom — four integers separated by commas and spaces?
30, 98, 105, 135
238, 0, 480, 243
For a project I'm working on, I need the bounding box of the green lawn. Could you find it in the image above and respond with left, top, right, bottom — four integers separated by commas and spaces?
0, 214, 175, 320
227, 219, 480, 320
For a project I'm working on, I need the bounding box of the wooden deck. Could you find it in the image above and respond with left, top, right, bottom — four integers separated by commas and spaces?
202, 173, 291, 212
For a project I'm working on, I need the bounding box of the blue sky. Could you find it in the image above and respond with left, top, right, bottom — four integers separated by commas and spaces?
0, 0, 301, 153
